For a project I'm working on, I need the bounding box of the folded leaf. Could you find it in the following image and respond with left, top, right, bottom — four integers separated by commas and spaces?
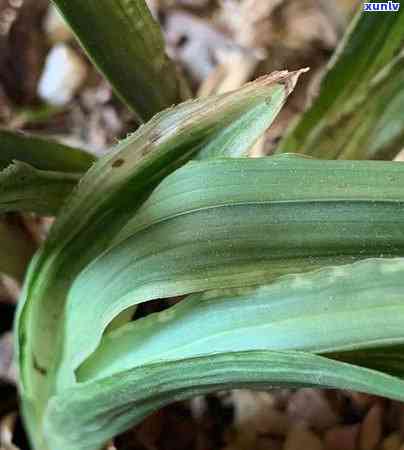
51, 0, 191, 121
277, 1, 404, 159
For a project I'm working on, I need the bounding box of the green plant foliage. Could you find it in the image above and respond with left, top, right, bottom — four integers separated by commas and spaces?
5, 1, 404, 449
0, 129, 95, 172
51, 0, 191, 122
0, 162, 80, 215
47, 348, 404, 450
276, 0, 404, 159
15, 72, 301, 450
62, 155, 404, 389
80, 258, 404, 381
17, 153, 404, 450
0, 130, 94, 279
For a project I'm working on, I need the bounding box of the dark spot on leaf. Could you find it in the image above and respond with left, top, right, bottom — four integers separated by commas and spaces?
149, 128, 164, 145
112, 158, 125, 168
33, 354, 47, 376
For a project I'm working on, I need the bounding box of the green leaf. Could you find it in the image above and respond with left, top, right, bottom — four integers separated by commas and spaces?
46, 350, 404, 450
0, 162, 80, 215
276, 1, 404, 159
30, 154, 404, 450
46, 257, 404, 450
0, 130, 91, 277
78, 258, 404, 381
15, 73, 301, 450
59, 155, 404, 388
51, 0, 191, 122
0, 129, 95, 172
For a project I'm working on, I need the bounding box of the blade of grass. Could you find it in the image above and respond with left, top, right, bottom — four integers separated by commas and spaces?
51, 0, 191, 122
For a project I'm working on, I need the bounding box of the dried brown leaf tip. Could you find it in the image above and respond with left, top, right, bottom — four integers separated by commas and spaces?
277, 68, 310, 96
252, 68, 310, 95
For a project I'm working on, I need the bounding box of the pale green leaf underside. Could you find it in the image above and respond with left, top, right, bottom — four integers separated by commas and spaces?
277, 2, 404, 160
79, 258, 404, 381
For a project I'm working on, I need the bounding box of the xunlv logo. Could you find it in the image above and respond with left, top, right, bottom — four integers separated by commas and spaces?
363, 1, 400, 11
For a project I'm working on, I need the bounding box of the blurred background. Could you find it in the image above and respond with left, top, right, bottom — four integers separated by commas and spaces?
4, 1, 404, 450
0, 0, 360, 154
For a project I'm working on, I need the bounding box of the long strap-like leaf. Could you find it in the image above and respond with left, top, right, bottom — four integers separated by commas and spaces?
277, 1, 404, 159
0, 130, 92, 279
59, 156, 404, 388
78, 258, 404, 381
51, 0, 191, 121
45, 257, 404, 449
21, 144, 404, 448
0, 129, 95, 172
0, 130, 94, 216
0, 162, 80, 215
15, 73, 301, 450
46, 349, 404, 450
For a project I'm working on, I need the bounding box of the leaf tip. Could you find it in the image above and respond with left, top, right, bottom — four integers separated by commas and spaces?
280, 67, 310, 96
253, 67, 310, 97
